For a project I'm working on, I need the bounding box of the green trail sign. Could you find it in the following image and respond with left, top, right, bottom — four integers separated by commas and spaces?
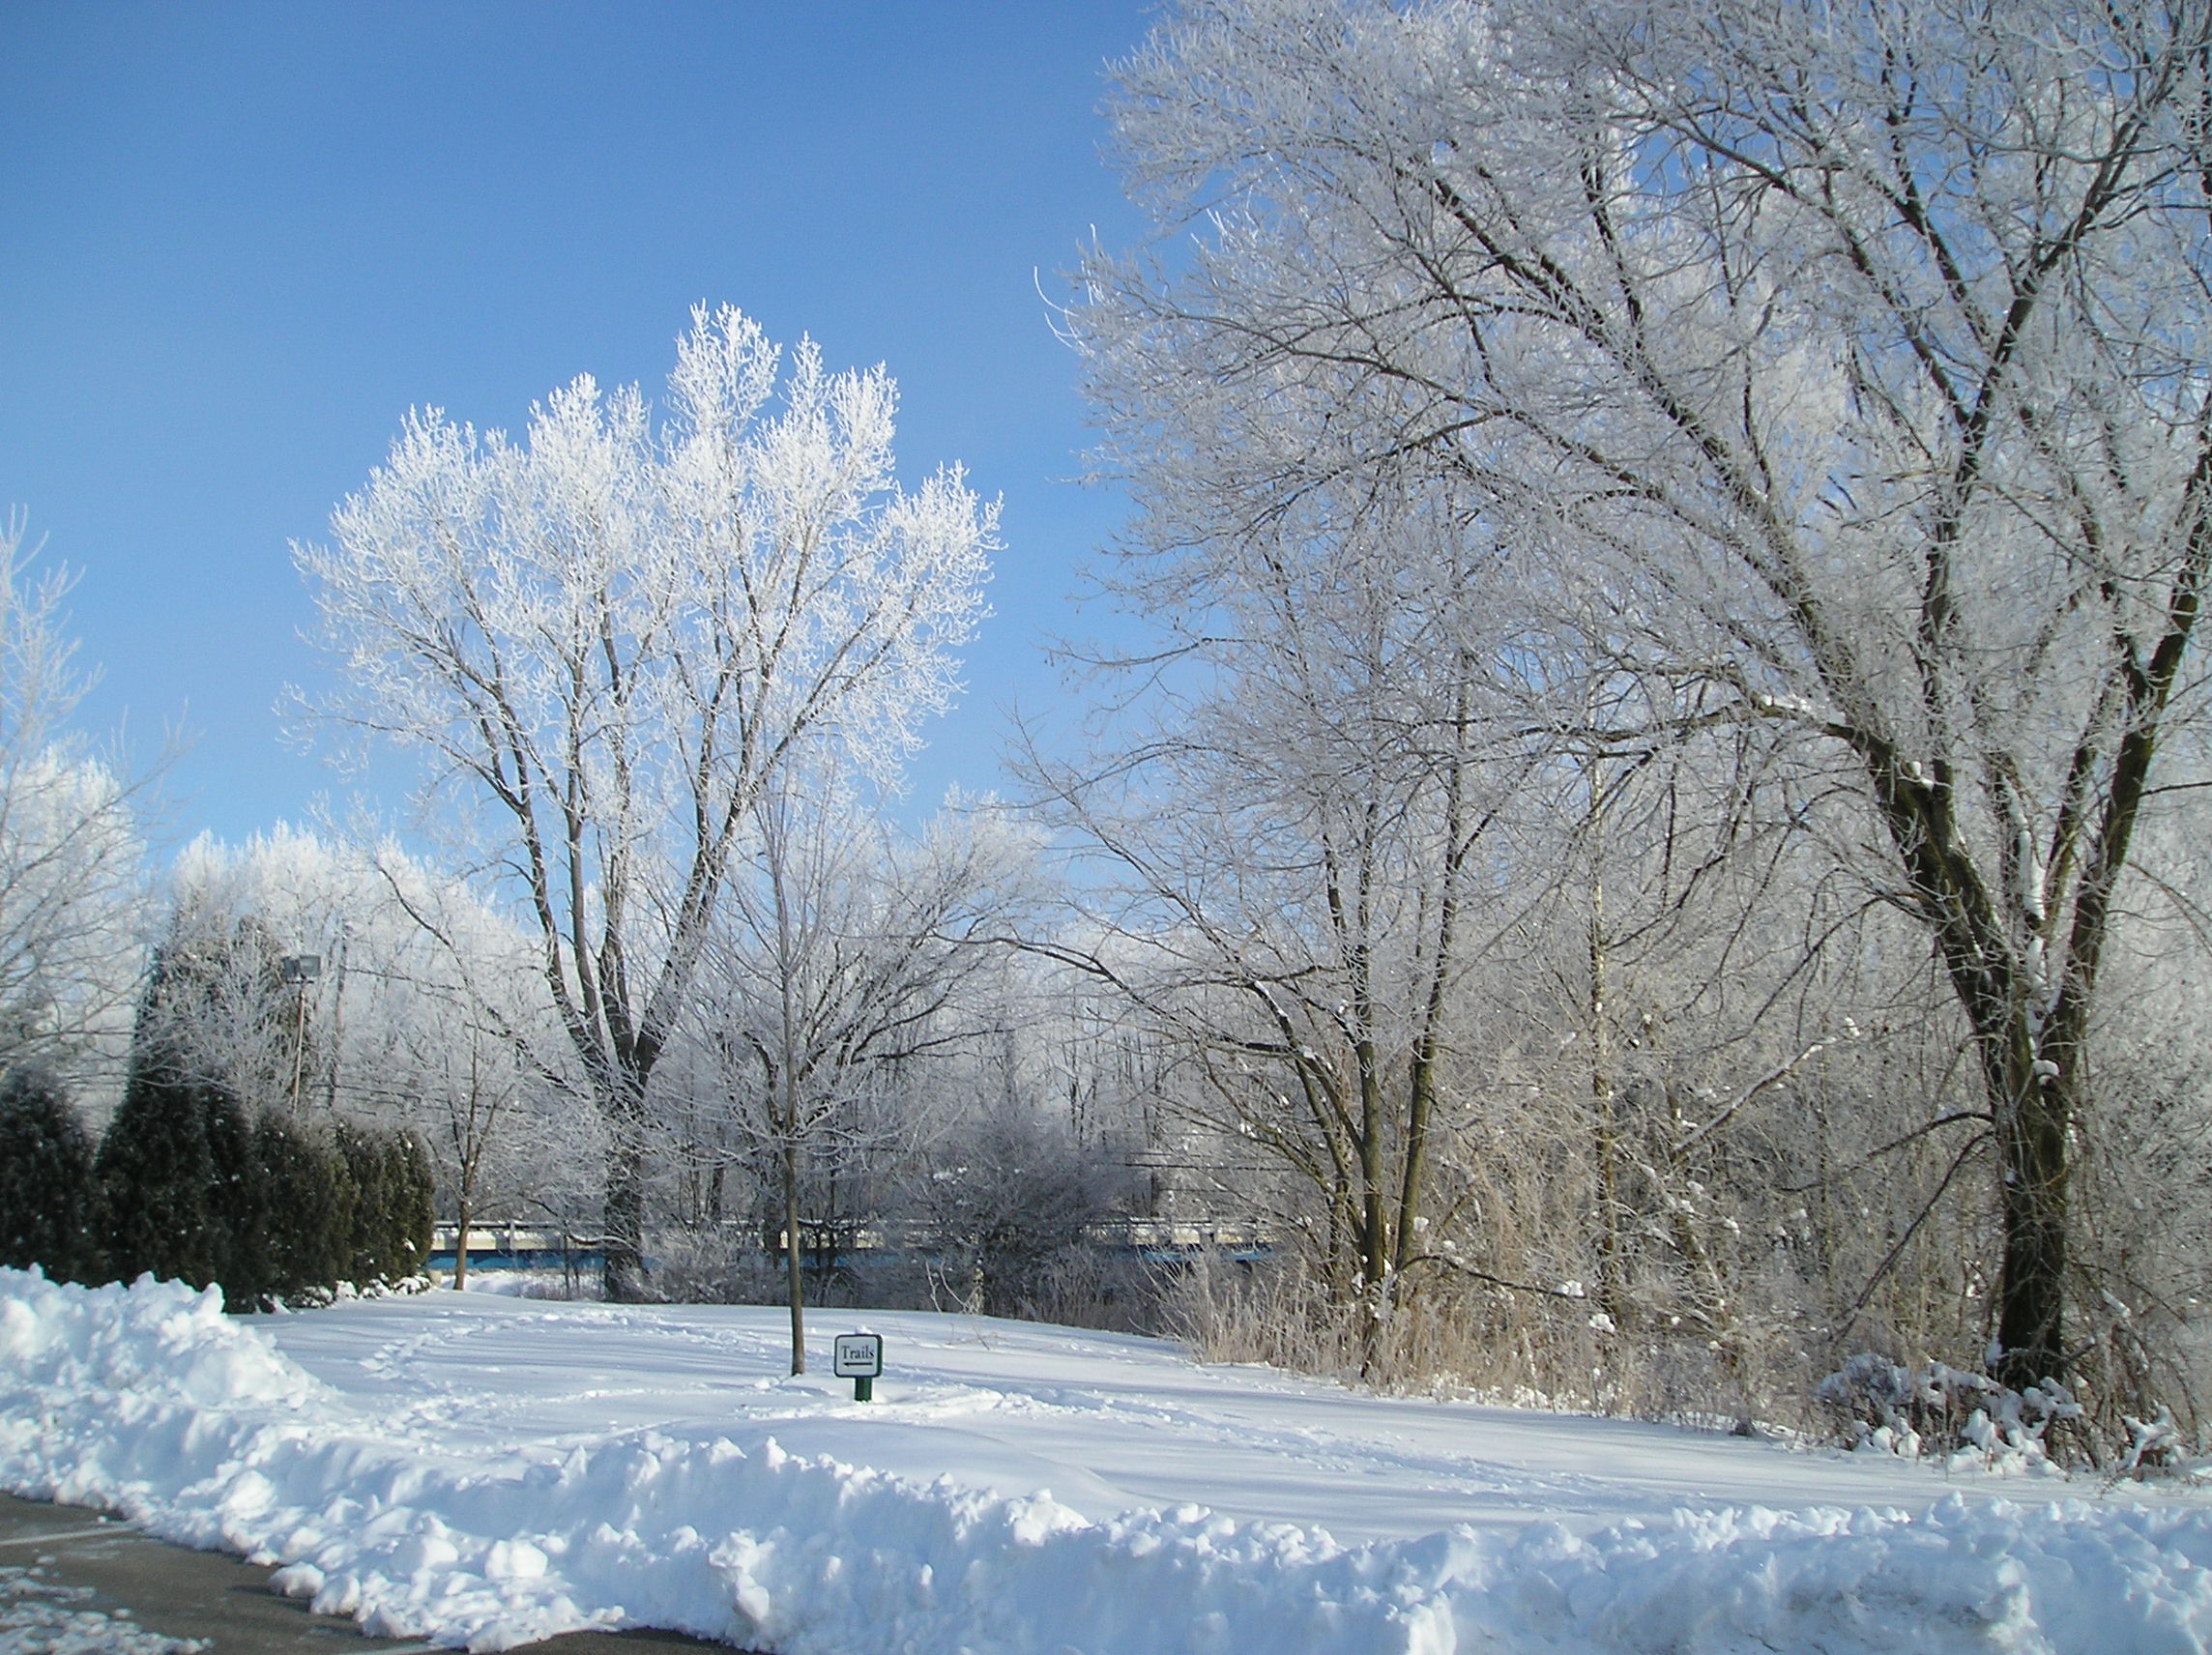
833, 1331, 883, 1402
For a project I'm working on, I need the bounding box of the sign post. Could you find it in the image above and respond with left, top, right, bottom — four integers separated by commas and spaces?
832, 1331, 883, 1402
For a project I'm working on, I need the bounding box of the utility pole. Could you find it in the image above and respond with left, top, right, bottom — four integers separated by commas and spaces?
279, 953, 321, 1115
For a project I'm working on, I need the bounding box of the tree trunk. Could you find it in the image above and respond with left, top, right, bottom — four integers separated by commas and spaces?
1987, 1017, 2069, 1391
599, 1089, 649, 1301
1588, 836, 1624, 1328
453, 1187, 472, 1292
782, 1132, 806, 1375
1393, 682, 1470, 1280
1354, 1032, 1390, 1379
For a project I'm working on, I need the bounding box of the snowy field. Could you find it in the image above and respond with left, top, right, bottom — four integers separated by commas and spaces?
3, 1270, 2210, 1653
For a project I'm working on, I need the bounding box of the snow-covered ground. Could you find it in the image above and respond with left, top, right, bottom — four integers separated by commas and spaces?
4, 1269, 2209, 1653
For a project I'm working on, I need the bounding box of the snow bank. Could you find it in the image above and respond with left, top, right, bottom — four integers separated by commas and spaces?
4, 1268, 2210, 1654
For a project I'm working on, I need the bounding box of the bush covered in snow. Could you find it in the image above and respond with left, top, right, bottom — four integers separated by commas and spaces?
1819, 1352, 2089, 1472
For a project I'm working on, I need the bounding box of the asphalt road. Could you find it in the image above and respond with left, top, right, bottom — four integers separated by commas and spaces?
0, 1494, 750, 1655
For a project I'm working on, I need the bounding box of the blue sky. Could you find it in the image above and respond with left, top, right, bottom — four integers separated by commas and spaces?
0, 2, 1151, 846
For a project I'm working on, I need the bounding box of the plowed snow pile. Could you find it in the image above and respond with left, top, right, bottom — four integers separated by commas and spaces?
3, 1268, 2207, 1653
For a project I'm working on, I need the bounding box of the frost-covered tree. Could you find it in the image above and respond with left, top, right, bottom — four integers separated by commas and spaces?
375, 1005, 538, 1291
160, 828, 362, 1116
166, 826, 575, 1247
360, 838, 586, 1234
1022, 474, 1535, 1365
907, 1100, 1129, 1321
0, 516, 149, 1100
1079, 0, 2212, 1397
692, 775, 1031, 1369
137, 894, 299, 1116
296, 306, 995, 1296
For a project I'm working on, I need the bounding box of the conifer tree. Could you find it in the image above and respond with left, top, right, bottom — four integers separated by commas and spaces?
392, 1130, 434, 1281
255, 1112, 351, 1299
0, 1062, 100, 1281
337, 1119, 393, 1283
201, 1080, 267, 1307
97, 1051, 217, 1289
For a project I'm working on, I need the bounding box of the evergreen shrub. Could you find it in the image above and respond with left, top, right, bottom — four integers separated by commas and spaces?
96, 1057, 435, 1308
0, 1062, 101, 1281
96, 1054, 219, 1289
